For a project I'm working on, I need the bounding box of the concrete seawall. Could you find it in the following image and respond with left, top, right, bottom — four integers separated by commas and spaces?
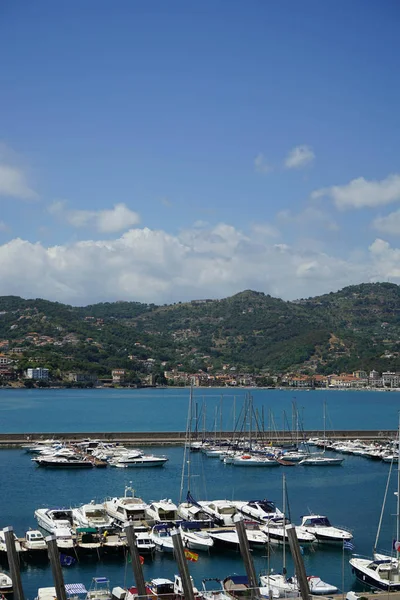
0, 430, 396, 447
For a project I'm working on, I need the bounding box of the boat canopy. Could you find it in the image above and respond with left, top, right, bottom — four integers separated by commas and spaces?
65, 584, 88, 595
76, 527, 97, 533
302, 516, 331, 527
153, 522, 174, 531
181, 521, 203, 529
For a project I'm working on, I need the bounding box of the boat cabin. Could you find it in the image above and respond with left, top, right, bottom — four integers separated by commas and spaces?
301, 516, 331, 528
147, 578, 175, 600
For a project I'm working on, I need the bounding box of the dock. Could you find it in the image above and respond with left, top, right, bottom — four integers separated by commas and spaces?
0, 429, 396, 447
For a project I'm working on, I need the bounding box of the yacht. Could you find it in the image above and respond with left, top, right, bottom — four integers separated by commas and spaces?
76, 528, 102, 555
349, 553, 400, 591
34, 508, 74, 534
150, 523, 175, 553
104, 486, 149, 526
109, 454, 168, 468
178, 521, 214, 551
72, 502, 114, 530
259, 573, 337, 597
210, 521, 268, 550
300, 514, 353, 544
236, 499, 284, 523
197, 500, 238, 526
32, 455, 94, 468
232, 455, 279, 467
146, 578, 175, 600
146, 500, 179, 524
299, 455, 344, 466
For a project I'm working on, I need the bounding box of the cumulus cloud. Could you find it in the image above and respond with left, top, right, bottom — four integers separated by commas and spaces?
284, 145, 315, 169
48, 201, 140, 233
0, 223, 397, 304
313, 174, 400, 210
373, 209, 400, 235
254, 153, 273, 174
0, 144, 37, 199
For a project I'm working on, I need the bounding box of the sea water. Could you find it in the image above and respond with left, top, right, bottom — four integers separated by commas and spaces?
0, 388, 399, 597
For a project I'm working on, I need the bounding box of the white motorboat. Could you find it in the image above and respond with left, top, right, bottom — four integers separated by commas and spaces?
232, 454, 279, 467
236, 499, 284, 524
109, 454, 168, 468
0, 573, 13, 594
34, 507, 74, 534
146, 500, 179, 524
210, 521, 268, 549
0, 530, 22, 554
76, 528, 102, 555
299, 455, 344, 466
145, 578, 175, 600
223, 574, 279, 600
173, 575, 200, 599
259, 573, 299, 598
150, 523, 175, 553
262, 518, 316, 545
197, 500, 238, 526
300, 514, 353, 544
177, 502, 216, 527
135, 530, 156, 554
350, 554, 400, 591
22, 530, 48, 557
179, 521, 214, 551
104, 485, 149, 526
72, 502, 114, 530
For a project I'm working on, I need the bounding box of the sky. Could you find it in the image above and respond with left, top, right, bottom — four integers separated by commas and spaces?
0, 0, 399, 305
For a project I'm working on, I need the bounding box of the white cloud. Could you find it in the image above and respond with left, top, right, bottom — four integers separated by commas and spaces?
252, 223, 280, 238
277, 206, 339, 232
0, 224, 397, 304
313, 174, 400, 210
284, 145, 315, 169
254, 153, 273, 174
0, 153, 37, 200
373, 209, 400, 235
48, 202, 140, 233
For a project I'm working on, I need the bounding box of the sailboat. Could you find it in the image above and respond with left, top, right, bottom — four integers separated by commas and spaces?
350, 419, 400, 590
299, 401, 343, 466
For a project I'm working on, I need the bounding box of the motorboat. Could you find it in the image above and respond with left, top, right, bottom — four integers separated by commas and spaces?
299, 455, 344, 466
223, 574, 279, 600
174, 575, 200, 599
86, 578, 112, 600
259, 573, 337, 597
178, 492, 218, 527
32, 455, 94, 468
201, 579, 232, 600
236, 499, 284, 524
72, 502, 114, 530
232, 455, 279, 467
349, 554, 400, 591
109, 454, 168, 468
178, 521, 214, 551
262, 518, 317, 545
0, 530, 22, 555
104, 485, 149, 526
300, 514, 353, 544
75, 528, 102, 555
197, 500, 238, 526
134, 530, 156, 554
101, 529, 127, 554
210, 521, 268, 550
22, 530, 48, 558
34, 508, 74, 535
0, 573, 13, 594
150, 523, 175, 553
146, 499, 179, 524
146, 578, 175, 600
259, 573, 298, 598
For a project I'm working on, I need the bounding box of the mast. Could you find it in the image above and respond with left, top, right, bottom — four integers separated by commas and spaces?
397, 412, 400, 544
179, 384, 193, 503
283, 473, 287, 575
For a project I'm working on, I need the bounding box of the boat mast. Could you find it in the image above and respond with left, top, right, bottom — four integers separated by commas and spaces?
397, 412, 400, 544
283, 473, 287, 575
179, 384, 193, 503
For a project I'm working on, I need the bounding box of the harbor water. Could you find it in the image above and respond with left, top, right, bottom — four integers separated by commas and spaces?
0, 388, 399, 598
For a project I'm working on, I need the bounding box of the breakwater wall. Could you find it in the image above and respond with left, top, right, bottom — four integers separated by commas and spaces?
0, 429, 396, 447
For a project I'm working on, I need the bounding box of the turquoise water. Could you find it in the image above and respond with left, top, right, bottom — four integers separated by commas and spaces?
0, 388, 400, 598
0, 387, 399, 432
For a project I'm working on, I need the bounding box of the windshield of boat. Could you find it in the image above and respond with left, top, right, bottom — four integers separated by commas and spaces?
217, 507, 236, 515
159, 510, 176, 520
304, 517, 331, 527
86, 509, 106, 518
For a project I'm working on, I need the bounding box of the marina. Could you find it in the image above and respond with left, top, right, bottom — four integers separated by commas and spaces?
1, 388, 400, 599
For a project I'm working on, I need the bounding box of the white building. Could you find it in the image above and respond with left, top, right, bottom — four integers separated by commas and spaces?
26, 367, 49, 380
382, 371, 400, 388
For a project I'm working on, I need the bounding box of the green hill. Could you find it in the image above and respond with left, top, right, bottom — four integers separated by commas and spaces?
0, 282, 398, 377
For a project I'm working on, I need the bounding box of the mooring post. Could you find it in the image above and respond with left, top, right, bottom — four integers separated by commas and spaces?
171, 529, 195, 600
124, 523, 147, 598
234, 515, 260, 600
46, 535, 67, 600
286, 524, 310, 600
3, 526, 24, 600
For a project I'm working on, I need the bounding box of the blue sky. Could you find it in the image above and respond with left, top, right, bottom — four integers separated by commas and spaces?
0, 0, 399, 304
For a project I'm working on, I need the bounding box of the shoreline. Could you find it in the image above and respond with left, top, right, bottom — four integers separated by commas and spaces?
0, 384, 399, 392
